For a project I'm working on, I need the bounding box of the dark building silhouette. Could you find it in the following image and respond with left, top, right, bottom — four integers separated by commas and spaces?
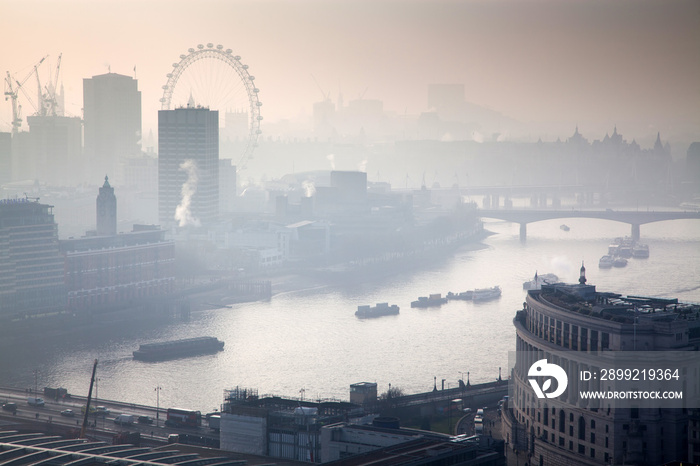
96, 175, 117, 236
61, 182, 175, 311
0, 198, 66, 319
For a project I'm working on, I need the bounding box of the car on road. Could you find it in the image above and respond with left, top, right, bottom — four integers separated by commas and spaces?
60, 409, 75, 417
2, 402, 17, 413
96, 406, 110, 415
138, 415, 154, 424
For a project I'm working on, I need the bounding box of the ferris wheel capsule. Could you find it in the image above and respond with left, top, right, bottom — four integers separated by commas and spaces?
217, 44, 223, 50
234, 56, 241, 61
207, 43, 214, 48
188, 48, 195, 53
197, 44, 204, 49
180, 54, 186, 59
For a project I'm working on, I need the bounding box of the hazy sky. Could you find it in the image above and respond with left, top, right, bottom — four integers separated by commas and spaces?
2, 0, 699, 143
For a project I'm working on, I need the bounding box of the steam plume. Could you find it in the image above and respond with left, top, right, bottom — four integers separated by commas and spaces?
174, 159, 201, 227
302, 180, 316, 197
326, 154, 335, 170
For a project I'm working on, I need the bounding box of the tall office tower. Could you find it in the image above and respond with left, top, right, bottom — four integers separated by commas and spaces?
83, 73, 142, 183
96, 175, 117, 236
26, 115, 83, 186
503, 268, 700, 465
158, 106, 219, 228
0, 199, 66, 318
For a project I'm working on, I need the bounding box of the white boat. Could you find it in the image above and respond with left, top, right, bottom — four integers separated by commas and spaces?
598, 255, 614, 269
523, 273, 558, 290
472, 286, 502, 302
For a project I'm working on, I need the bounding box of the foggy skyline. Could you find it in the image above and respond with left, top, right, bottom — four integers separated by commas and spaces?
2, 0, 699, 147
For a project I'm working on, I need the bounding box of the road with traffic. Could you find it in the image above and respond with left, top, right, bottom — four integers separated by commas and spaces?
0, 387, 218, 443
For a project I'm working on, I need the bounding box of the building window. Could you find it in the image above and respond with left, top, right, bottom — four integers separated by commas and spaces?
559, 410, 566, 433
591, 419, 596, 429
578, 416, 586, 440
591, 433, 595, 444
569, 441, 573, 450
578, 444, 585, 454
590, 448, 596, 459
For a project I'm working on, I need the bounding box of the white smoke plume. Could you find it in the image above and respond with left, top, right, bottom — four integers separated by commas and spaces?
358, 159, 368, 172
174, 159, 201, 227
302, 180, 316, 197
326, 153, 335, 170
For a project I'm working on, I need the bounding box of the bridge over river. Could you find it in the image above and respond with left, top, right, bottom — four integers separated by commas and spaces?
476, 208, 700, 241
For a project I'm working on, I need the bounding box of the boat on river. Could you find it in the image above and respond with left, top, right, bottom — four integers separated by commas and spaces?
133, 337, 224, 361
632, 243, 649, 258
598, 255, 614, 268
613, 257, 628, 268
411, 293, 448, 308
472, 286, 502, 302
355, 302, 399, 318
447, 290, 473, 301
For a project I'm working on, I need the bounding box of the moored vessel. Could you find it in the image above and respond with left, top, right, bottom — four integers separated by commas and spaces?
355, 302, 400, 318
598, 255, 614, 268
472, 286, 502, 302
411, 293, 448, 308
447, 290, 473, 301
133, 337, 225, 361
632, 243, 649, 258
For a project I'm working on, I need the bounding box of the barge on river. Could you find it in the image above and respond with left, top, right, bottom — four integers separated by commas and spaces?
133, 336, 225, 361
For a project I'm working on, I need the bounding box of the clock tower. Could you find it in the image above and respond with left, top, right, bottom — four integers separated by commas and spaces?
96, 175, 117, 236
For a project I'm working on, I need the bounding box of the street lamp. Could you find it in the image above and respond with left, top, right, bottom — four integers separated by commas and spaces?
155, 386, 162, 427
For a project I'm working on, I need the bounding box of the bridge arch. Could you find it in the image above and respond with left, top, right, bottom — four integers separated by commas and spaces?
476, 209, 700, 241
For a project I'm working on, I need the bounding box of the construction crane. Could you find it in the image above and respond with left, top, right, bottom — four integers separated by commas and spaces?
79, 359, 99, 439
4, 56, 47, 134
41, 53, 62, 116
3, 54, 63, 133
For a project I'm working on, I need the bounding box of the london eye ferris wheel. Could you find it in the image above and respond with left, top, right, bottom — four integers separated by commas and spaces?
160, 43, 262, 170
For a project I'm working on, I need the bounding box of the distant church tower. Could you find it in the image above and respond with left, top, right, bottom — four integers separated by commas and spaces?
96, 175, 117, 236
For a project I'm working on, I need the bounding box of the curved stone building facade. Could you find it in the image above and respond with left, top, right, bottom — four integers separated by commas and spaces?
502, 266, 700, 466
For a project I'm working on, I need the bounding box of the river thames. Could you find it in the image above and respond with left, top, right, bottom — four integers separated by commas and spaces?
2, 215, 699, 415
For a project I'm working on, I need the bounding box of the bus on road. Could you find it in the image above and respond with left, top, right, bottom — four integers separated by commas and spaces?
165, 408, 201, 428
